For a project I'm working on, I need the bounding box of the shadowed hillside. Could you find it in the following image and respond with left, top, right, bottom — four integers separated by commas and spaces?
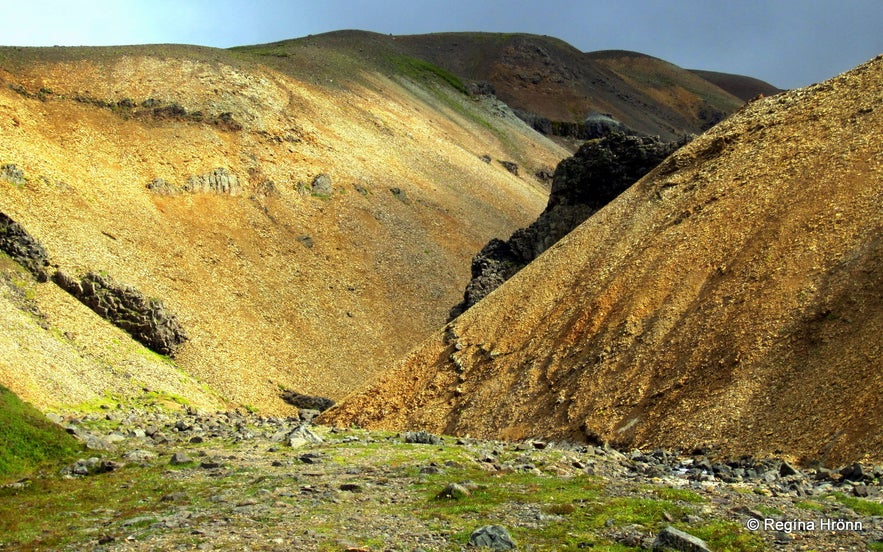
323, 55, 883, 466
388, 33, 771, 140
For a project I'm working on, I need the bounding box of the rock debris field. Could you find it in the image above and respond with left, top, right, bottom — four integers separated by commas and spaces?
1, 407, 881, 551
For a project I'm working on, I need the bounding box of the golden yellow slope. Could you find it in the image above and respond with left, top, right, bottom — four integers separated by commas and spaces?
323, 55, 883, 465
0, 45, 567, 412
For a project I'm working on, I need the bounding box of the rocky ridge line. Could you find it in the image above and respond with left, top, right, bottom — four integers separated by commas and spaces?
451, 132, 684, 318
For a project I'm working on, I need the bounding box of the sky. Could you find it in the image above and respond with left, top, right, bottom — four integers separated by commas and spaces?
2, 0, 881, 89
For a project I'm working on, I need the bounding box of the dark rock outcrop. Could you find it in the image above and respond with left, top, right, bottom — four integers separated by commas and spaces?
451, 133, 683, 318
52, 271, 187, 356
280, 391, 335, 412
514, 108, 632, 140
498, 160, 519, 176
0, 212, 50, 281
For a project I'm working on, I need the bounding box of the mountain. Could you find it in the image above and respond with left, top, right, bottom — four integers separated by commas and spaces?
322, 55, 883, 466
689, 69, 784, 101
0, 39, 567, 413
388, 33, 772, 140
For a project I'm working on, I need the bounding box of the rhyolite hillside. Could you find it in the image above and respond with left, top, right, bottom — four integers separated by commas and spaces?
323, 55, 883, 466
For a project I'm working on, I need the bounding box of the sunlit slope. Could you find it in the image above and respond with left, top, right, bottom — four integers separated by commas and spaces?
324, 56, 883, 465
0, 43, 567, 412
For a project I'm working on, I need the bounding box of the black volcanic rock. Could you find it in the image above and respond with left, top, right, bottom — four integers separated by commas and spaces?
450, 133, 683, 318
0, 211, 51, 281
53, 271, 188, 356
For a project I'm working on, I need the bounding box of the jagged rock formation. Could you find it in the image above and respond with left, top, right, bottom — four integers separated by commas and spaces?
0, 212, 51, 281
183, 167, 241, 195
280, 391, 335, 412
451, 133, 682, 318
323, 56, 883, 465
53, 271, 187, 356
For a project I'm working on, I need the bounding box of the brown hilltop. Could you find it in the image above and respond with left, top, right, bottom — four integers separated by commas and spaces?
0, 41, 567, 412
323, 56, 883, 466
390, 33, 771, 139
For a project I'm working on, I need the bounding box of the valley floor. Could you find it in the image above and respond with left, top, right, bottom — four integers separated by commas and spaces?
1, 409, 881, 551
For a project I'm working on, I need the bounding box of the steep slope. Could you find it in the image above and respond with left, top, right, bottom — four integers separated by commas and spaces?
0, 42, 567, 412
390, 33, 752, 140
0, 383, 80, 480
323, 56, 883, 466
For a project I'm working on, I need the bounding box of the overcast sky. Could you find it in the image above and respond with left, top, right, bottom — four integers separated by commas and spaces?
3, 0, 881, 89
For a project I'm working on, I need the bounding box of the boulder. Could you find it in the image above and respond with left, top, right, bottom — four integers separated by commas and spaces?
469, 525, 516, 550
311, 173, 333, 196
652, 526, 711, 552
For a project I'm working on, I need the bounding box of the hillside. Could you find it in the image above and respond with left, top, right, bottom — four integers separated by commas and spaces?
323, 55, 883, 466
0, 40, 568, 413
689, 69, 784, 101
388, 33, 762, 140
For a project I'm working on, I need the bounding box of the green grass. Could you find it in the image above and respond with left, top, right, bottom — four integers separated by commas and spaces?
827, 492, 883, 516
0, 385, 82, 480
0, 464, 191, 548
389, 55, 468, 95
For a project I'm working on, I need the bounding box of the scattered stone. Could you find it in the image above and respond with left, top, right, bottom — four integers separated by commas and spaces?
498, 160, 519, 175
652, 525, 711, 552
353, 183, 368, 195
296, 235, 314, 248
437, 483, 471, 500
404, 431, 444, 445
468, 525, 516, 550
0, 164, 26, 185
287, 425, 324, 448
389, 187, 410, 204
146, 178, 180, 195
534, 167, 554, 182
310, 173, 333, 196
480, 154, 492, 163
170, 452, 193, 465
840, 463, 869, 482
339, 483, 363, 492
0, 211, 51, 281
780, 461, 800, 477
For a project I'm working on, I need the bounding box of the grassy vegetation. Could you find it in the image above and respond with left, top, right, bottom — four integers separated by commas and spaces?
0, 384, 81, 480
827, 492, 883, 516
389, 55, 468, 95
